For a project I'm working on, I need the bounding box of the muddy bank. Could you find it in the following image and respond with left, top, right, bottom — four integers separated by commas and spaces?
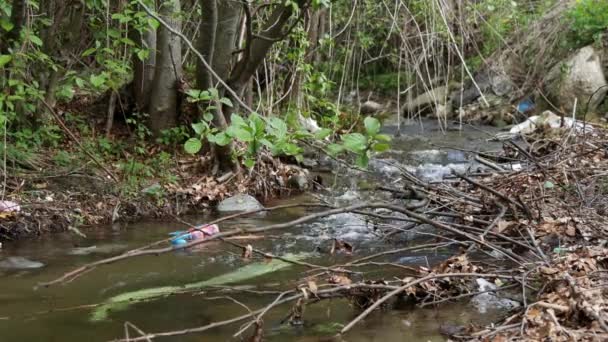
0, 158, 310, 242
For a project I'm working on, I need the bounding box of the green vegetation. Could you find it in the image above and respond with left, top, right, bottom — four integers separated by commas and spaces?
567, 0, 608, 46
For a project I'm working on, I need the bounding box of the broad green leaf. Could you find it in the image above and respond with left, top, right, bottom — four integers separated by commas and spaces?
191, 122, 206, 135
136, 49, 149, 61
227, 125, 253, 142
326, 143, 344, 156
89, 74, 106, 88
268, 117, 288, 137
82, 47, 97, 57
184, 138, 202, 154
374, 134, 392, 142
355, 153, 369, 168
282, 143, 301, 156
364, 116, 381, 136
186, 89, 202, 102
0, 55, 12, 67
75, 78, 85, 88
28, 33, 43, 46
209, 132, 232, 146
341, 133, 367, 152
230, 113, 247, 127
249, 113, 265, 135
0, 19, 14, 32
372, 143, 390, 152
314, 128, 332, 140
243, 158, 255, 168
544, 181, 555, 189
219, 97, 233, 107
203, 112, 214, 122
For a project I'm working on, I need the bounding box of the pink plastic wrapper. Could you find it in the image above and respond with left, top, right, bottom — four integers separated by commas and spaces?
0, 201, 20, 213
188, 224, 220, 241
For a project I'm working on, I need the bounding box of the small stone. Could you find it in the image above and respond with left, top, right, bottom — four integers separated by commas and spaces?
360, 100, 384, 115
0, 256, 45, 269
217, 194, 264, 212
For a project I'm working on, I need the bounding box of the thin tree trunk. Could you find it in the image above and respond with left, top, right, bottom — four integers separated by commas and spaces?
197, 0, 218, 91
229, 1, 306, 95
148, 0, 182, 136
132, 23, 157, 112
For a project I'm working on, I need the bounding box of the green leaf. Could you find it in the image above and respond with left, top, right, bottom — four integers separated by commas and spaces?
227, 126, 253, 142
185, 89, 202, 102
326, 143, 344, 156
374, 134, 392, 142
184, 138, 202, 154
0, 55, 12, 67
268, 117, 288, 137
243, 158, 255, 168
544, 181, 555, 189
203, 112, 214, 122
136, 49, 149, 61
372, 143, 390, 152
219, 97, 233, 107
314, 128, 332, 140
82, 47, 97, 57
282, 143, 301, 156
209, 132, 232, 146
28, 33, 43, 47
191, 122, 206, 135
75, 78, 85, 88
230, 113, 247, 127
89, 74, 107, 88
355, 153, 369, 168
364, 116, 381, 136
341, 133, 367, 152
0, 19, 14, 32
249, 113, 265, 135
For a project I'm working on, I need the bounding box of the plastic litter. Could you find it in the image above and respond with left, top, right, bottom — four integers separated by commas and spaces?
0, 201, 20, 213
169, 224, 220, 246
516, 98, 535, 114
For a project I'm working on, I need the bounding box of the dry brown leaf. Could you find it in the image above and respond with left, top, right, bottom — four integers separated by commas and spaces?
540, 266, 559, 275
307, 280, 318, 295
328, 274, 352, 286
565, 225, 576, 237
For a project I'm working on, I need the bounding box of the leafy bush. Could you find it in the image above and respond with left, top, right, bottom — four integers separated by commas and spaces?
568, 0, 608, 46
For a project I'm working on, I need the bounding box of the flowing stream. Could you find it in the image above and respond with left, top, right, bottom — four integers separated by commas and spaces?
0, 119, 511, 341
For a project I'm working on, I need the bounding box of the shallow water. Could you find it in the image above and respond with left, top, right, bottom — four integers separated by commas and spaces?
0, 119, 507, 341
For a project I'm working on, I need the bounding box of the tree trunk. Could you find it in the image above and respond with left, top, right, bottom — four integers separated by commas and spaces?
197, 0, 241, 171
148, 0, 182, 136
197, 0, 218, 91
229, 1, 306, 95
132, 23, 157, 112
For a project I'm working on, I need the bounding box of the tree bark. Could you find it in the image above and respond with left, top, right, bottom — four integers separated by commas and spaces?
229, 1, 307, 95
197, 0, 218, 91
132, 22, 157, 112
148, 0, 182, 136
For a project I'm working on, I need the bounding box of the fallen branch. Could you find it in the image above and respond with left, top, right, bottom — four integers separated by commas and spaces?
340, 272, 522, 335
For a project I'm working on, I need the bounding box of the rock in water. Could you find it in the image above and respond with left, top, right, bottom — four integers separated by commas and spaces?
0, 256, 45, 269
471, 278, 520, 313
217, 194, 263, 212
546, 45, 608, 113
360, 100, 383, 115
